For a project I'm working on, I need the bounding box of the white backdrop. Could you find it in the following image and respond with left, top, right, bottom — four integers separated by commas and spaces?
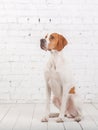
0, 0, 98, 103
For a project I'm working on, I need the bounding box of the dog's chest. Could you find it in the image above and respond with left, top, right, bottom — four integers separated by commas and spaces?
48, 53, 63, 96
50, 51, 61, 70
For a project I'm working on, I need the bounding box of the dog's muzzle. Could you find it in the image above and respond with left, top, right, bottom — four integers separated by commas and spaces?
40, 39, 47, 50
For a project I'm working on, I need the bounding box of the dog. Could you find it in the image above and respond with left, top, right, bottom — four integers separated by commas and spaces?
40, 33, 82, 123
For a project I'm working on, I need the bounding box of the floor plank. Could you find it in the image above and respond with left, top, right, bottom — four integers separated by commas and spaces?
64, 121, 82, 130
13, 104, 34, 130
48, 122, 64, 130
0, 104, 11, 122
79, 103, 98, 130
84, 104, 98, 126
0, 104, 20, 130
33, 103, 45, 119
30, 103, 47, 130
93, 103, 98, 110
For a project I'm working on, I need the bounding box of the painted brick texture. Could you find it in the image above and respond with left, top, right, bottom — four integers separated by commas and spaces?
0, 0, 98, 103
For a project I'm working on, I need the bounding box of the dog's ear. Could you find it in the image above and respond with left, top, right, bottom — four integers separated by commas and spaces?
56, 34, 68, 51
48, 34, 58, 51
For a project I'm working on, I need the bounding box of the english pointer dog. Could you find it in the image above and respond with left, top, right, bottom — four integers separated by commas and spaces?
40, 33, 82, 123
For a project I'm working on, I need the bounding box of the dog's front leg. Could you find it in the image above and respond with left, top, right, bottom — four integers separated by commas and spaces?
41, 84, 51, 122
56, 83, 71, 123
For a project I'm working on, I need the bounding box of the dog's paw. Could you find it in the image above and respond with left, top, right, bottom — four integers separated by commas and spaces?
74, 116, 81, 122
49, 113, 59, 118
66, 114, 73, 118
41, 117, 48, 122
56, 117, 64, 123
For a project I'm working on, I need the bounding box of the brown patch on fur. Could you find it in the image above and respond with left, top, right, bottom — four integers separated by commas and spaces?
69, 87, 75, 94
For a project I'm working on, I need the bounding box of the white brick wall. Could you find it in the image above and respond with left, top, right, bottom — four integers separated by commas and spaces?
0, 0, 98, 103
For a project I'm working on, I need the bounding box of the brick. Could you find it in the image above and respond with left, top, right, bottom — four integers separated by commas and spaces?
46, 0, 62, 4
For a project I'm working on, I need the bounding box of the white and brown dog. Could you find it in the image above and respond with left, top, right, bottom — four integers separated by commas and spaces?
40, 33, 82, 123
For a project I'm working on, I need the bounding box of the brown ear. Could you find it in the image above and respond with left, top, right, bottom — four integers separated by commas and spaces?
48, 33, 58, 51
55, 34, 68, 51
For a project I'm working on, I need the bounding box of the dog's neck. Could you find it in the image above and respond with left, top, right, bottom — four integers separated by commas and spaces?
49, 50, 65, 70
50, 50, 64, 63
50, 50, 64, 62
50, 50, 63, 56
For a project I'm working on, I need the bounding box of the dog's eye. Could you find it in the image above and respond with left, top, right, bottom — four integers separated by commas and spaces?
45, 35, 47, 39
45, 34, 48, 39
49, 35, 55, 40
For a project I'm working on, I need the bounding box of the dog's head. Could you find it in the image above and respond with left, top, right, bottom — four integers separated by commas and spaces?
40, 33, 68, 51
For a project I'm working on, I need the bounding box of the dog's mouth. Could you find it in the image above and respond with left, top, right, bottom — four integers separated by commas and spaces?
40, 39, 47, 51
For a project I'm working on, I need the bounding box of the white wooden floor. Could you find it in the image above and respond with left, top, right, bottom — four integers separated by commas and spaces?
0, 103, 98, 130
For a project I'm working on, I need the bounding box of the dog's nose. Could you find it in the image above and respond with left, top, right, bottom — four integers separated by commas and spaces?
40, 39, 46, 43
